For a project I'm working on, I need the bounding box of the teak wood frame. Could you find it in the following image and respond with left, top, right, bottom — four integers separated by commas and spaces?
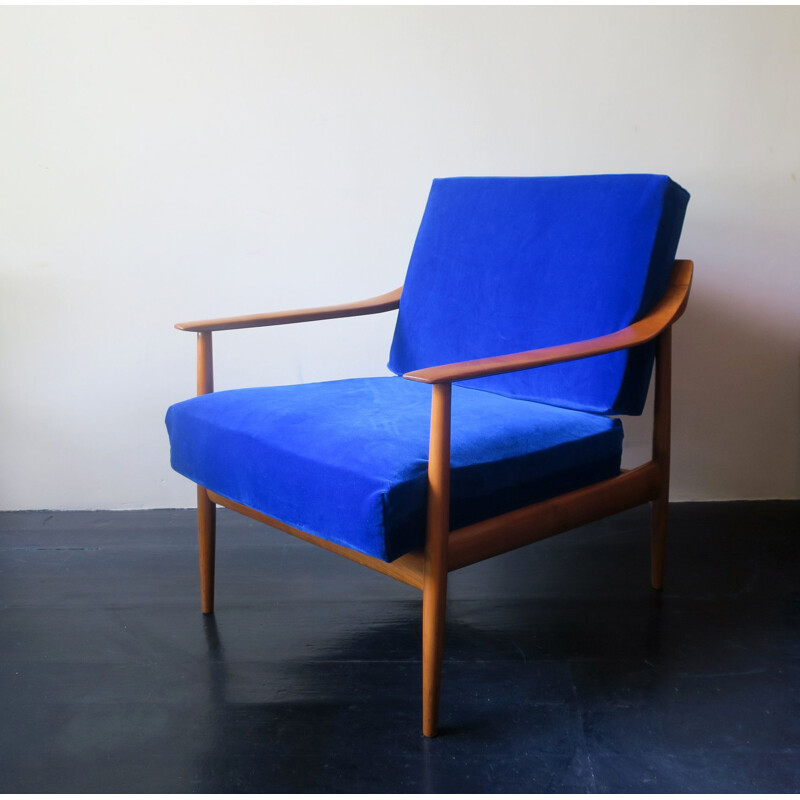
177, 259, 693, 738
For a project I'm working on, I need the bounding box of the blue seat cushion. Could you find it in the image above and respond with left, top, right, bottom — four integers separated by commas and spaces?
166, 377, 623, 562
388, 174, 689, 415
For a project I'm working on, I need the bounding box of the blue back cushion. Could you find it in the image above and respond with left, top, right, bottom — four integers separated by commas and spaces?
388, 175, 689, 415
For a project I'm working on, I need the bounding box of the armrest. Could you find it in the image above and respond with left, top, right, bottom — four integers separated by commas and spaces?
404, 260, 693, 385
175, 287, 402, 333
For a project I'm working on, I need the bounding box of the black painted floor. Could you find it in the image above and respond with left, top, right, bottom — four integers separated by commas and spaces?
0, 502, 798, 792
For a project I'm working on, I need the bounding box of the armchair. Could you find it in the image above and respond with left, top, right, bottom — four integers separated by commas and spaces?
166, 174, 692, 737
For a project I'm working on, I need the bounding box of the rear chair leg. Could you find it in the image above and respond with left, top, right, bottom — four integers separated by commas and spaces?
651, 493, 668, 590
650, 329, 671, 591
197, 485, 216, 614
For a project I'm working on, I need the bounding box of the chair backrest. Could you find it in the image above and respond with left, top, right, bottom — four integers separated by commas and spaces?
388, 174, 689, 415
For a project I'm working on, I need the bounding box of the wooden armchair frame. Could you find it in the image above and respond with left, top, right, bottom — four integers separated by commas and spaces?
176, 259, 693, 737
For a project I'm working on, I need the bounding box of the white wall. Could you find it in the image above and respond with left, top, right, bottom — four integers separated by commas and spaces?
1, 6, 798, 510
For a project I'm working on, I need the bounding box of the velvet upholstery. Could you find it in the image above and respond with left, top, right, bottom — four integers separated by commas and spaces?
166, 377, 623, 562
388, 174, 689, 415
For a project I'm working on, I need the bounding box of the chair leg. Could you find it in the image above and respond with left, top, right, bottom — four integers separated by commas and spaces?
651, 328, 671, 591
197, 485, 216, 614
422, 382, 451, 738
422, 566, 447, 737
651, 493, 668, 590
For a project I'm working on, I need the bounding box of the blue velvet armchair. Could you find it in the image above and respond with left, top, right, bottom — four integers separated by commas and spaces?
166, 174, 692, 736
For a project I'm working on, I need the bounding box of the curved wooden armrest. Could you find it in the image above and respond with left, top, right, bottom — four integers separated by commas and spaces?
175, 287, 402, 333
404, 260, 693, 385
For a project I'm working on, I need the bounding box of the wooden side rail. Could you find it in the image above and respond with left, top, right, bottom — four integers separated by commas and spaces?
446, 462, 661, 571
207, 490, 425, 590
404, 260, 692, 384
209, 463, 660, 587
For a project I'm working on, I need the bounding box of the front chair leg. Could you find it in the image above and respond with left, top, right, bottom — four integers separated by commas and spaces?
197, 485, 216, 614
422, 382, 452, 737
422, 563, 447, 737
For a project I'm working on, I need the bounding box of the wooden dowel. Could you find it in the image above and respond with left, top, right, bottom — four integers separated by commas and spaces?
197, 331, 213, 396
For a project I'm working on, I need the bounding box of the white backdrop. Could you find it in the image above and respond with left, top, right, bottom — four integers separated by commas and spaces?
1, 6, 798, 510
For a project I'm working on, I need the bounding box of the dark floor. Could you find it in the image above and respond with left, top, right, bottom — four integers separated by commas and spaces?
0, 502, 798, 793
